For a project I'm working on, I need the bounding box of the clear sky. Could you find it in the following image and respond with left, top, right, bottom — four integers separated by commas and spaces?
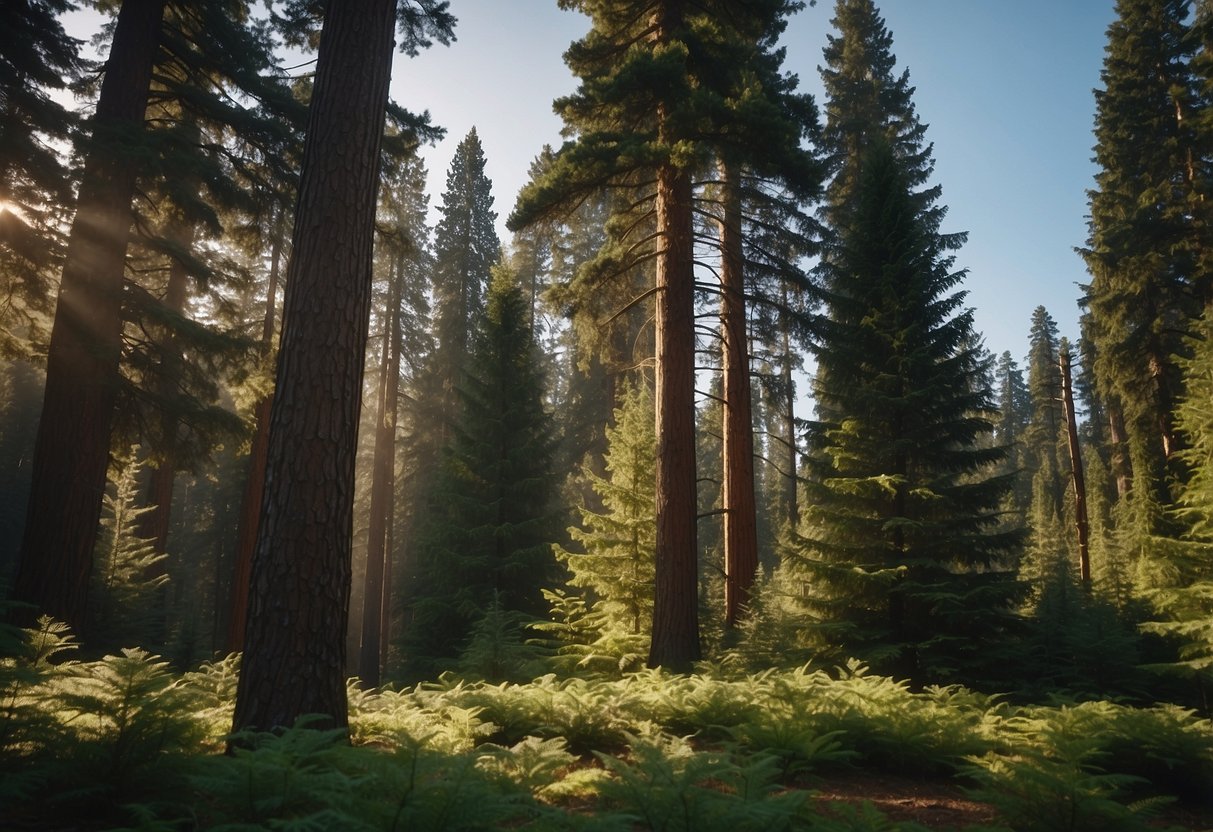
388, 0, 1119, 367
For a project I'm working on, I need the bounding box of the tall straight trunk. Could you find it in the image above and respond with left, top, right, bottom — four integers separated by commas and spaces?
359, 262, 402, 686
231, 0, 396, 734
1060, 346, 1091, 589
647, 0, 700, 670
226, 211, 284, 654
12, 0, 166, 632
718, 160, 757, 626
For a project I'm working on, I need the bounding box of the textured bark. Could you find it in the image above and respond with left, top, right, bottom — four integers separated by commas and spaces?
647, 0, 700, 669
231, 0, 396, 733
718, 161, 758, 627
226, 214, 283, 654
1060, 347, 1091, 589
359, 264, 402, 687
12, 0, 166, 632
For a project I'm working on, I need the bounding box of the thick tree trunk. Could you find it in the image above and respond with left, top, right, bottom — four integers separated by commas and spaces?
231, 0, 395, 734
226, 212, 283, 654
12, 0, 165, 632
718, 160, 758, 627
1060, 346, 1091, 589
647, 3, 700, 668
359, 263, 402, 687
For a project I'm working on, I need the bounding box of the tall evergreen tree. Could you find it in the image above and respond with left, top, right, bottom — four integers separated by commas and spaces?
232, 0, 454, 734
429, 126, 501, 417
401, 268, 558, 680
547, 380, 656, 672
1080, 0, 1208, 509
793, 141, 1021, 685
13, 0, 168, 632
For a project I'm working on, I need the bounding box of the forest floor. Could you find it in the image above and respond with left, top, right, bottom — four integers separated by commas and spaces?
806, 770, 1213, 830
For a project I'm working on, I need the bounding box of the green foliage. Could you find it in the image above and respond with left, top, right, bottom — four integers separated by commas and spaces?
796, 140, 1023, 686
457, 595, 551, 684
89, 448, 169, 652
963, 700, 1209, 831
545, 381, 656, 674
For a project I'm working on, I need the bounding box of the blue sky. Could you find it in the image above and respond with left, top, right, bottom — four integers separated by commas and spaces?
389, 0, 1119, 367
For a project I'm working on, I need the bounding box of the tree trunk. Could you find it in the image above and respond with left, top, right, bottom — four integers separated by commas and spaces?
12, 0, 166, 632
226, 211, 284, 654
718, 160, 758, 627
231, 0, 396, 734
359, 260, 402, 687
1060, 346, 1091, 589
647, 0, 700, 670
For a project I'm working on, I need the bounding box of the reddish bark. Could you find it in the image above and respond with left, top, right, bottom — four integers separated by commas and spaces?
13, 0, 166, 632
359, 263, 402, 687
719, 160, 758, 626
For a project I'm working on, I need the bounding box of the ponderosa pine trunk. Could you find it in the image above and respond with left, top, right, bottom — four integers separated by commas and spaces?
12, 0, 166, 632
359, 260, 402, 687
226, 212, 283, 654
647, 0, 700, 670
231, 0, 395, 733
718, 160, 758, 626
1060, 346, 1091, 589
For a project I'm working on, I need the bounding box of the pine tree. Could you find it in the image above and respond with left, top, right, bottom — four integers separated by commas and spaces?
429, 127, 501, 417
401, 268, 558, 680
819, 0, 937, 231
547, 381, 657, 672
232, 0, 454, 734
994, 350, 1031, 526
1080, 0, 1207, 509
13, 0, 168, 633
793, 140, 1022, 685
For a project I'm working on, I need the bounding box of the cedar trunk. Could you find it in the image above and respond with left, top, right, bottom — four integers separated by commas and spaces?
359, 264, 402, 687
718, 161, 758, 626
231, 0, 395, 733
12, 0, 166, 632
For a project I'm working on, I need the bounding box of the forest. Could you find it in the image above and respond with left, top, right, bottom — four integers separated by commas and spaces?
1, 0, 1212, 829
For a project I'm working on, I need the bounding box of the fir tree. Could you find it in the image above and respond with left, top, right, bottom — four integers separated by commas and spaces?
1080, 0, 1207, 509
793, 141, 1022, 686
547, 381, 656, 672
401, 268, 558, 680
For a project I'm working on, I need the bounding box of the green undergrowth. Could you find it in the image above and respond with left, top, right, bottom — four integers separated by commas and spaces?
2, 618, 1210, 830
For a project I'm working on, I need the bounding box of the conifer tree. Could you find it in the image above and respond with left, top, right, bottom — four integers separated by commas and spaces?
13, 0, 168, 632
793, 141, 1021, 685
1080, 0, 1207, 509
401, 268, 558, 680
548, 381, 657, 671
429, 127, 501, 418
233, 0, 453, 734
994, 350, 1031, 525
